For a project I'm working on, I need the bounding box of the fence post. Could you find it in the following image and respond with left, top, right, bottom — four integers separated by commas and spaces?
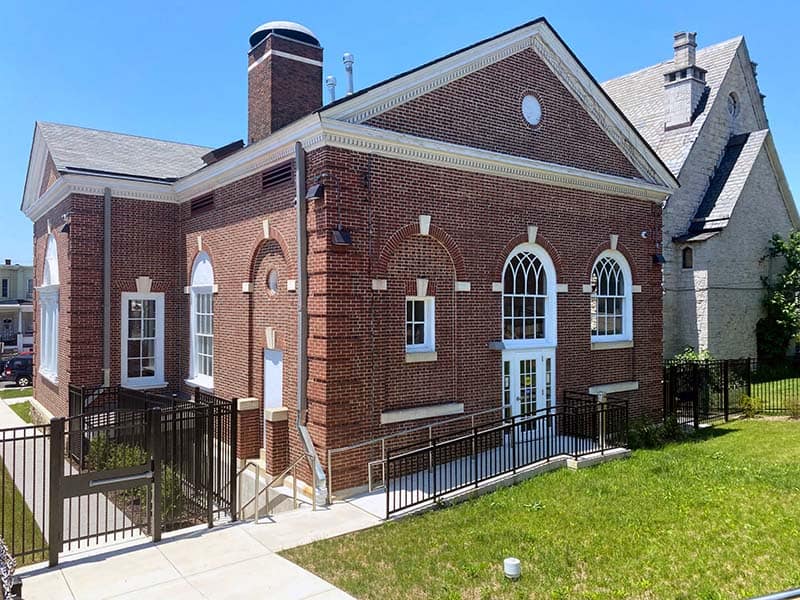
692, 363, 700, 430
149, 408, 162, 542
511, 415, 517, 473
746, 357, 752, 397
723, 360, 730, 422
206, 405, 214, 528
229, 399, 238, 522
48, 417, 65, 567
430, 439, 437, 503
472, 427, 478, 488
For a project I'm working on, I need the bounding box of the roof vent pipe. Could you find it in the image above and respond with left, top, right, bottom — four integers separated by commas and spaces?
343, 52, 354, 95
326, 75, 337, 103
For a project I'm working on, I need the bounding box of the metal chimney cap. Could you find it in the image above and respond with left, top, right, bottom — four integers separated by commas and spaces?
326, 75, 337, 86
249, 21, 320, 49
343, 52, 355, 66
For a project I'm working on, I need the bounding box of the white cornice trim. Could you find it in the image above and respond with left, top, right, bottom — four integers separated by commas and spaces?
21, 125, 48, 216
248, 49, 323, 71
320, 20, 676, 189
319, 119, 672, 201
24, 173, 175, 221
763, 132, 800, 228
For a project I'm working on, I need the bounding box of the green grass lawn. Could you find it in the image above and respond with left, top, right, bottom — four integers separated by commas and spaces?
9, 401, 32, 424
1, 464, 45, 566
0, 387, 33, 401
283, 420, 800, 600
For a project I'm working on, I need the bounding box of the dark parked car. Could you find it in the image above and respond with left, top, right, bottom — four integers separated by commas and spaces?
4, 355, 33, 387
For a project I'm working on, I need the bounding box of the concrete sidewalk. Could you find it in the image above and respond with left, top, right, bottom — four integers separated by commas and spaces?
17, 500, 381, 599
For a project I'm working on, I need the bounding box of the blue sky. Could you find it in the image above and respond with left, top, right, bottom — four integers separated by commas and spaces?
1, 1, 797, 265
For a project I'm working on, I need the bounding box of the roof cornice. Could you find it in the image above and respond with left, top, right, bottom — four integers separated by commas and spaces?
319, 119, 673, 202
763, 131, 800, 228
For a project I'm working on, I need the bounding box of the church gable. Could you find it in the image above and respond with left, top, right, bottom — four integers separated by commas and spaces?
364, 46, 641, 180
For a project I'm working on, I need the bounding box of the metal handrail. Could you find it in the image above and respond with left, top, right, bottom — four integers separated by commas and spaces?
237, 453, 317, 520
327, 404, 513, 500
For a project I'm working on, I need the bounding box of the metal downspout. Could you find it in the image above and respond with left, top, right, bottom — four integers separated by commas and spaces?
102, 187, 111, 387
294, 141, 328, 502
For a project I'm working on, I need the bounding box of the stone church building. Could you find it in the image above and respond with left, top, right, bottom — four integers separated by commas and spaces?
21, 18, 677, 493
604, 32, 798, 360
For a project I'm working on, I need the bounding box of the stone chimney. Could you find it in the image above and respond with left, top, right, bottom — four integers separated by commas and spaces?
663, 32, 707, 130
247, 21, 323, 144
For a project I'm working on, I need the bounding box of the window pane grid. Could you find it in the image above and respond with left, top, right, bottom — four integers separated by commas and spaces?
503, 251, 547, 340
405, 298, 427, 346
126, 298, 157, 379
591, 257, 625, 337
195, 293, 214, 377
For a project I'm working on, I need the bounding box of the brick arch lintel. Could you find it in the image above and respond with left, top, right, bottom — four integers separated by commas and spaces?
494, 231, 563, 281
584, 240, 639, 283
246, 224, 293, 282
375, 223, 466, 281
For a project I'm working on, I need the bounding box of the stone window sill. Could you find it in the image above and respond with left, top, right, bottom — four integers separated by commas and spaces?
591, 340, 634, 351
405, 351, 438, 363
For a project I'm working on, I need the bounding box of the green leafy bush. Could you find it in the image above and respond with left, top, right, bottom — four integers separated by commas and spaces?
740, 395, 762, 419
86, 435, 185, 523
671, 346, 713, 362
785, 397, 800, 419
627, 416, 687, 450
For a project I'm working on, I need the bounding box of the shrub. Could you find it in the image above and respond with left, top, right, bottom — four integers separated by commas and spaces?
628, 416, 687, 450
785, 397, 800, 419
740, 395, 762, 419
671, 346, 713, 362
85, 435, 185, 523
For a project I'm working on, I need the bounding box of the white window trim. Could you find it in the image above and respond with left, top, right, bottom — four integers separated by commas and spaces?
501, 243, 558, 349
38, 284, 59, 383
405, 296, 435, 354
590, 249, 633, 344
121, 292, 165, 389
187, 253, 215, 391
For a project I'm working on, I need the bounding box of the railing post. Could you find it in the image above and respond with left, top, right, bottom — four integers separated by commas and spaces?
545, 405, 551, 461
746, 357, 752, 397
149, 408, 162, 542
327, 449, 333, 505
472, 427, 478, 488
511, 415, 517, 473
430, 439, 437, 503
206, 405, 214, 528
692, 363, 700, 430
48, 417, 65, 568
723, 360, 730, 422
229, 399, 238, 522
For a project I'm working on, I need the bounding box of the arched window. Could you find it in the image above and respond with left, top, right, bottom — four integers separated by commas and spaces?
682, 247, 693, 269
189, 252, 214, 389
590, 251, 632, 342
502, 244, 557, 346
39, 235, 60, 382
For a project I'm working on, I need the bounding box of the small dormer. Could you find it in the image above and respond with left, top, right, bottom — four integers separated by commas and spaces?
663, 32, 707, 130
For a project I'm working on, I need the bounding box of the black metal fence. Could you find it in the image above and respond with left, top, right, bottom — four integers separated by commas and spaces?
664, 357, 800, 427
386, 391, 628, 516
0, 385, 237, 567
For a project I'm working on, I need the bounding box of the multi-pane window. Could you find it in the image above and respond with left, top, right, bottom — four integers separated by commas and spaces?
195, 293, 214, 377
405, 297, 434, 352
26, 279, 33, 298
590, 252, 632, 342
189, 252, 215, 388
503, 250, 547, 341
122, 293, 164, 386
39, 235, 59, 382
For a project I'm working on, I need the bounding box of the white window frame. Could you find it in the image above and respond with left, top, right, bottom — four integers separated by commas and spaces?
38, 235, 59, 383
121, 292, 165, 389
501, 243, 558, 349
187, 252, 215, 391
405, 296, 435, 353
590, 250, 633, 343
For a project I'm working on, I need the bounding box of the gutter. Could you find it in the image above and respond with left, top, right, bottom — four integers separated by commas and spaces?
102, 187, 111, 387
294, 141, 328, 502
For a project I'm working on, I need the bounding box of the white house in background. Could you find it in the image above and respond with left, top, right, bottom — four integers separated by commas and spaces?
604, 31, 799, 359
0, 259, 34, 352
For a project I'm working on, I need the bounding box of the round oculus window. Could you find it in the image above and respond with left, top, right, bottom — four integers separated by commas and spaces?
522, 95, 542, 126
267, 270, 278, 295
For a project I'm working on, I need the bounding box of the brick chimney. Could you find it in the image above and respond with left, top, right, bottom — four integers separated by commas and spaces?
663, 32, 707, 130
247, 21, 323, 144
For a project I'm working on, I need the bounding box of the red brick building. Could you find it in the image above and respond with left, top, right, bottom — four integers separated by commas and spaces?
21, 18, 676, 496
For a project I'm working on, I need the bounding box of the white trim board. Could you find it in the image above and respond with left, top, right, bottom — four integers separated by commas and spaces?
381, 402, 464, 425
588, 381, 639, 395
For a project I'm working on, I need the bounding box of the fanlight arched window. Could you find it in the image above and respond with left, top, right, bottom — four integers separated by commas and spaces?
189, 252, 214, 389
590, 251, 632, 342
40, 235, 60, 382
502, 245, 556, 345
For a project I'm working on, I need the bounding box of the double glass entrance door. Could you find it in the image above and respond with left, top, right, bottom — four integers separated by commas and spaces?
502, 349, 555, 437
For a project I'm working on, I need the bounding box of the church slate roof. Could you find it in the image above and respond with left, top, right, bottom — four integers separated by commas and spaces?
37, 121, 211, 182
601, 37, 743, 177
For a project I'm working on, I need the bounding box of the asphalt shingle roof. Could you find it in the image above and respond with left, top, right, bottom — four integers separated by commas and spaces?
601, 37, 743, 176
38, 121, 211, 181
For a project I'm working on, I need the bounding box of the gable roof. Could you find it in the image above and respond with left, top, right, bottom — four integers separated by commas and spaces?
601, 37, 744, 175
37, 121, 211, 182
321, 18, 677, 189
